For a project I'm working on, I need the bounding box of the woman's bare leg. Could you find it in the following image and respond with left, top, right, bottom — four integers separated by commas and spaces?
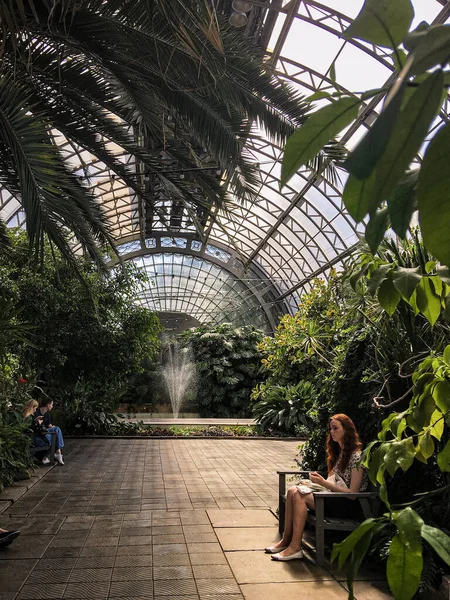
276, 492, 315, 557
272, 486, 297, 549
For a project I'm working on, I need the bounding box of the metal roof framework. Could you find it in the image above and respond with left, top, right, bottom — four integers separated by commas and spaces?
2, 0, 449, 332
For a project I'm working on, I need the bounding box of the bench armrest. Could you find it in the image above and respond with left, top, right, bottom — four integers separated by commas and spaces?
312, 491, 379, 499
277, 470, 327, 476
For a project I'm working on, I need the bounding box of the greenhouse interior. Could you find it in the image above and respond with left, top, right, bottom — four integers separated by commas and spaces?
1, 1, 450, 599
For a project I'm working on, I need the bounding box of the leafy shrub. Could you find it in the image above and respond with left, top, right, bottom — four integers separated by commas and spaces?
182, 323, 264, 417
56, 378, 119, 435
251, 381, 317, 436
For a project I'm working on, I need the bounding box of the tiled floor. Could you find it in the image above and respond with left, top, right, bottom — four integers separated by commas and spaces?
0, 438, 393, 599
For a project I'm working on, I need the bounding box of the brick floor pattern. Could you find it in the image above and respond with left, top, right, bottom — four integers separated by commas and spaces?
0, 438, 300, 599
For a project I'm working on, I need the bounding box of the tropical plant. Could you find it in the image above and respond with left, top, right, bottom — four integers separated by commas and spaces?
332, 346, 450, 600
57, 378, 119, 435
0, 230, 162, 405
251, 380, 317, 435
281, 0, 450, 274
0, 0, 342, 265
182, 323, 264, 417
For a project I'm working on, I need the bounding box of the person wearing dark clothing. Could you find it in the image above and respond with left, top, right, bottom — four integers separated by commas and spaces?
33, 398, 65, 465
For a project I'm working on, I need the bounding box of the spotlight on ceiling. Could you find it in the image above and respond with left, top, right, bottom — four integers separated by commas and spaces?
229, 11, 248, 27
232, 0, 253, 11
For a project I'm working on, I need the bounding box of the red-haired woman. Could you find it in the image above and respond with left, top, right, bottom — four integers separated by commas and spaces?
266, 413, 368, 561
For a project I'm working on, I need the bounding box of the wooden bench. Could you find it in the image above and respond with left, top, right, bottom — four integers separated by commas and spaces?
278, 470, 379, 567
30, 431, 57, 462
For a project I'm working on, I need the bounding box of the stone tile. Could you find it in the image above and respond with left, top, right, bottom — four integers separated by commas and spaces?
114, 554, 153, 568
206, 510, 277, 528
111, 566, 153, 581
351, 581, 394, 599
68, 568, 112, 582
153, 543, 187, 555
78, 545, 116, 557
215, 527, 281, 551
152, 534, 185, 545
26, 568, 72, 585
226, 550, 334, 584
184, 533, 217, 544
153, 566, 193, 580
0, 559, 37, 591
241, 581, 349, 600
16, 583, 66, 599
196, 578, 241, 596
83, 535, 118, 547
109, 579, 154, 597
189, 553, 227, 566
152, 553, 191, 567
118, 535, 152, 546
180, 511, 210, 525
153, 597, 198, 600
63, 581, 109, 599
0, 535, 52, 559
0, 487, 27, 503
119, 526, 152, 537
41, 546, 81, 559
75, 555, 115, 569
192, 564, 233, 579
116, 544, 152, 556
39, 558, 77, 570
187, 542, 222, 554
154, 578, 197, 596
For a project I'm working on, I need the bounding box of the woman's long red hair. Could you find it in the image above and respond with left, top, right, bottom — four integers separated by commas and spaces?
326, 413, 362, 474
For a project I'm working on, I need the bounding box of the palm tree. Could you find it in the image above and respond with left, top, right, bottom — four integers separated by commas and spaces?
0, 0, 341, 266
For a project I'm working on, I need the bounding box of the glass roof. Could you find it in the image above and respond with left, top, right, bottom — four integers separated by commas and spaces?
2, 0, 449, 329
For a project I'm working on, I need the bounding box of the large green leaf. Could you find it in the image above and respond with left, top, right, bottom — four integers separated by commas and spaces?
405, 25, 450, 76
281, 97, 361, 187
367, 263, 392, 295
418, 124, 450, 269
415, 277, 442, 326
394, 507, 424, 551
429, 409, 445, 440
378, 277, 401, 316
384, 438, 415, 476
418, 430, 435, 460
344, 84, 405, 179
432, 380, 450, 414
344, 0, 414, 48
421, 524, 450, 565
372, 70, 444, 209
392, 267, 421, 300
387, 534, 423, 600
387, 171, 418, 238
342, 170, 377, 222
437, 440, 450, 472
331, 518, 381, 570
365, 208, 390, 253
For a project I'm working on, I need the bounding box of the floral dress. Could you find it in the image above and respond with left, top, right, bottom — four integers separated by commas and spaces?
332, 450, 368, 491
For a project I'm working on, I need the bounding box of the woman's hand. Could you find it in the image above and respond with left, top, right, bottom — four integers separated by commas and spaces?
35, 416, 44, 424
309, 471, 327, 486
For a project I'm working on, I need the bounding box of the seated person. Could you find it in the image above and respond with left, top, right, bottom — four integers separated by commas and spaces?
0, 528, 20, 548
266, 413, 368, 561
33, 398, 65, 465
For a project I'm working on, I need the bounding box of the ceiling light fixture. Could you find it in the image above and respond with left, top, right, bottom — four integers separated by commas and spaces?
229, 11, 248, 27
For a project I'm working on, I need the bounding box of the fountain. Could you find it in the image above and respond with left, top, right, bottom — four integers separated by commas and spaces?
162, 343, 196, 418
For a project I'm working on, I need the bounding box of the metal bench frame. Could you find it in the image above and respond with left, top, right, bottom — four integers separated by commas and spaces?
278, 470, 379, 567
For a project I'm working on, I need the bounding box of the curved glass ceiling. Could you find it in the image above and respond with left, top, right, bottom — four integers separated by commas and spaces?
2, 0, 449, 328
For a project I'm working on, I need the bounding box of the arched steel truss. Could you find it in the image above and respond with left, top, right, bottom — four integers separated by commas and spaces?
1, 1, 449, 328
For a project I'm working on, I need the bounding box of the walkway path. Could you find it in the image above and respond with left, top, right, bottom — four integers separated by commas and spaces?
0, 439, 393, 599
